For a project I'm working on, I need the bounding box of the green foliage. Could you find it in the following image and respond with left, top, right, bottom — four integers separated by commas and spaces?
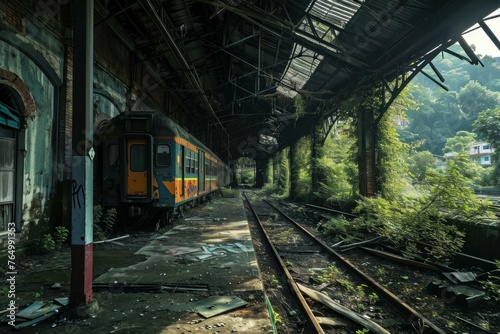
93, 205, 117, 241
272, 310, 282, 324
235, 157, 255, 185
474, 108, 500, 187
276, 148, 290, 197
54, 226, 69, 245
481, 260, 500, 301
317, 265, 340, 283
408, 151, 435, 182
33, 226, 68, 254
458, 81, 500, 127
475, 108, 500, 149
443, 131, 476, 154
220, 187, 240, 198
270, 275, 279, 287
356, 329, 369, 334
337, 278, 354, 292
401, 52, 500, 155
376, 95, 412, 200
293, 93, 307, 117
313, 122, 357, 204
291, 136, 312, 200
369, 292, 379, 304
317, 216, 353, 243
275, 228, 295, 244
353, 153, 493, 262
37, 234, 56, 254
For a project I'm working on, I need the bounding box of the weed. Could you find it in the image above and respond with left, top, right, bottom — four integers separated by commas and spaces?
37, 234, 55, 254
93, 205, 117, 240
356, 329, 369, 334
270, 275, 279, 287
481, 260, 500, 301
337, 278, 354, 292
369, 292, 379, 304
275, 228, 294, 244
272, 310, 282, 324
220, 187, 240, 198
54, 226, 69, 245
357, 303, 366, 313
317, 265, 340, 284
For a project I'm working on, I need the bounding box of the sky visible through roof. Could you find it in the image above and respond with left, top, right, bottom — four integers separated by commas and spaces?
462, 8, 500, 58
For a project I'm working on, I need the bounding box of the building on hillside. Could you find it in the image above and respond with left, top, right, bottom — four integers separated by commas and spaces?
469, 141, 494, 166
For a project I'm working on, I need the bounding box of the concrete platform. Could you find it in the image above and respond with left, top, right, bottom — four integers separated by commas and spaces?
3, 195, 273, 333
88, 196, 272, 333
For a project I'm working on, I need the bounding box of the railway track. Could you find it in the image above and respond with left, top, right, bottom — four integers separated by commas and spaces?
243, 191, 449, 334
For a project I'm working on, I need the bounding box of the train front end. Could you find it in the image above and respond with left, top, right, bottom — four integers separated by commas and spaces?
100, 112, 176, 221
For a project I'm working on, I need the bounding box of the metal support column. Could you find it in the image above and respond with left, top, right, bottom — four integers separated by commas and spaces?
70, 0, 94, 308
358, 107, 376, 197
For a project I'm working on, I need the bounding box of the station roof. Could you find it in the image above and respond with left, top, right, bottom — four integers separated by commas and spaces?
101, 0, 500, 161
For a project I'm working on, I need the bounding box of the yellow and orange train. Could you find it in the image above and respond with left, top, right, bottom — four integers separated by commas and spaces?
99, 111, 232, 224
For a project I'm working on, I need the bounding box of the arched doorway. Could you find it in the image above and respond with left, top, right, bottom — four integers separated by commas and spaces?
0, 85, 25, 233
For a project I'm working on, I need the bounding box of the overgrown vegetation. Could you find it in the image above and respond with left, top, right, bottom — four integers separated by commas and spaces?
34, 226, 69, 254
353, 153, 493, 262
313, 121, 357, 206
93, 205, 117, 241
220, 187, 240, 198
482, 260, 500, 301
260, 58, 498, 264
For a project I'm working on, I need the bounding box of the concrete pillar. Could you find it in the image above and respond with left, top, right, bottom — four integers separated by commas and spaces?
70, 0, 94, 308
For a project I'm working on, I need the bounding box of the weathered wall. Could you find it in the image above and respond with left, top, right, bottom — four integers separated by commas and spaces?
0, 1, 65, 243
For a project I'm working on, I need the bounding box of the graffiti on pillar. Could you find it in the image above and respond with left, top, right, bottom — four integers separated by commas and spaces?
72, 180, 85, 209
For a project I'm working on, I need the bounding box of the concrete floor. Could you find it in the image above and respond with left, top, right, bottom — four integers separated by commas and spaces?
3, 196, 273, 333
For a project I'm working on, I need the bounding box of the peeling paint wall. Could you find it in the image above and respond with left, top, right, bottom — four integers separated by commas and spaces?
0, 2, 64, 242
0, 42, 58, 225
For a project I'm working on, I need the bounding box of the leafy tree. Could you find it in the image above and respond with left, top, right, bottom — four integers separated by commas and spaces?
402, 45, 500, 156
408, 151, 435, 182
458, 81, 500, 130
474, 108, 500, 152
467, 55, 500, 91
443, 131, 476, 154
474, 108, 500, 186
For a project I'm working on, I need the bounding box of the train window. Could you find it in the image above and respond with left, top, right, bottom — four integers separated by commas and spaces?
156, 144, 170, 166
130, 145, 146, 171
185, 150, 190, 174
191, 152, 196, 174
108, 144, 119, 167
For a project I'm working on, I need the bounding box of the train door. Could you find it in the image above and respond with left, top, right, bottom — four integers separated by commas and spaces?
120, 134, 153, 202
180, 146, 185, 197
198, 150, 205, 194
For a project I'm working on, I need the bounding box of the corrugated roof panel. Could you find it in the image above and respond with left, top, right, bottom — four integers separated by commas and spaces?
277, 0, 361, 98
